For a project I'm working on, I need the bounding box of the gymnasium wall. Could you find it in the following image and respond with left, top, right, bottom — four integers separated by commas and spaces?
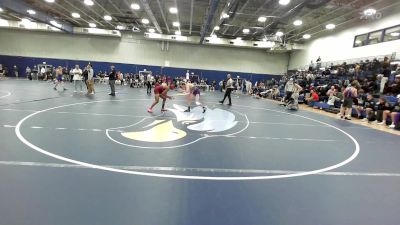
288, 5, 400, 70
0, 28, 288, 75
0, 55, 282, 83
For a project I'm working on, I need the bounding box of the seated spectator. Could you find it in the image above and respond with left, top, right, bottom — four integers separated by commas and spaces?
356, 94, 376, 121
388, 96, 400, 128
326, 86, 336, 97
271, 86, 280, 100
306, 89, 319, 107
376, 97, 393, 125
386, 75, 400, 96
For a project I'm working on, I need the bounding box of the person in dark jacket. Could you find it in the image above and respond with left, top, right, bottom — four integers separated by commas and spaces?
108, 65, 116, 96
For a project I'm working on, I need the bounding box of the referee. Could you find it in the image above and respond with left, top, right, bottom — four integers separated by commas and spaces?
219, 74, 233, 106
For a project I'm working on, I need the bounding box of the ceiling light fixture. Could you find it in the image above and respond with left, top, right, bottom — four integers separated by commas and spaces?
131, 3, 140, 10
363, 8, 376, 16
104, 15, 112, 21
279, 0, 290, 5
175, 30, 181, 35
222, 13, 229, 19
21, 18, 31, 24
293, 19, 302, 26
116, 25, 125, 30
89, 22, 96, 28
214, 26, 220, 31
27, 9, 36, 15
236, 37, 242, 40
50, 20, 62, 28
84, 0, 94, 6
45, 0, 55, 2
169, 7, 178, 14
21, 18, 37, 29
172, 21, 180, 27
210, 34, 217, 38
326, 23, 335, 29
0, 7, 3, 12
243, 28, 250, 33
390, 32, 400, 37
71, 12, 80, 18
303, 34, 311, 39
276, 31, 284, 36
141, 18, 149, 24
148, 28, 155, 33
0, 18, 9, 27
258, 17, 266, 22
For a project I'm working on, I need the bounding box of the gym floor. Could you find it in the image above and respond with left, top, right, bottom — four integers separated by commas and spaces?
1, 80, 399, 225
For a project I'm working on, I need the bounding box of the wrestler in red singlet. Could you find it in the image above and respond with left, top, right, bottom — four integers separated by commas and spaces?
147, 83, 173, 113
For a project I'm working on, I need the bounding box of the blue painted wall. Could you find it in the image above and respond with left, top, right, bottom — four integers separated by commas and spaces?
0, 54, 281, 82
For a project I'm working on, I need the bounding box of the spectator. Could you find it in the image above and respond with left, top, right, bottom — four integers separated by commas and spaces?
13, 65, 18, 79
356, 94, 376, 121
0, 64, 4, 80
40, 67, 46, 80
388, 97, 400, 128
306, 89, 319, 107
380, 56, 390, 94
377, 97, 393, 125
72, 65, 83, 93
386, 75, 400, 95
326, 86, 336, 97
284, 78, 295, 102
108, 65, 116, 96
211, 80, 216, 92
25, 66, 31, 79
86, 63, 94, 95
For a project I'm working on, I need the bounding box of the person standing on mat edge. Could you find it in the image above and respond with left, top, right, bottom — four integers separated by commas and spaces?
219, 74, 233, 106
146, 73, 152, 95
379, 56, 391, 94
86, 63, 95, 95
340, 81, 358, 120
13, 65, 18, 79
109, 65, 116, 96
72, 64, 83, 93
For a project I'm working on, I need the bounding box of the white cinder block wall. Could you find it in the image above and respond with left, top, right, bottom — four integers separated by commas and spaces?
0, 29, 289, 75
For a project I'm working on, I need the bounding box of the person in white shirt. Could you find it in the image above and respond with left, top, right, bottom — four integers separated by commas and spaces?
13, 65, 18, 79
186, 70, 190, 80
284, 78, 295, 102
245, 80, 252, 95
72, 65, 83, 93
139, 74, 144, 87
40, 67, 46, 80
25, 66, 31, 78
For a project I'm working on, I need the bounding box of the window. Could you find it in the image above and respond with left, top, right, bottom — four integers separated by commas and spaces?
368, 30, 383, 44
353, 24, 399, 47
383, 25, 400, 42
354, 34, 368, 47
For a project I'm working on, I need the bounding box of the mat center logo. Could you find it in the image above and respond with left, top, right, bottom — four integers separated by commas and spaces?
106, 104, 245, 148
